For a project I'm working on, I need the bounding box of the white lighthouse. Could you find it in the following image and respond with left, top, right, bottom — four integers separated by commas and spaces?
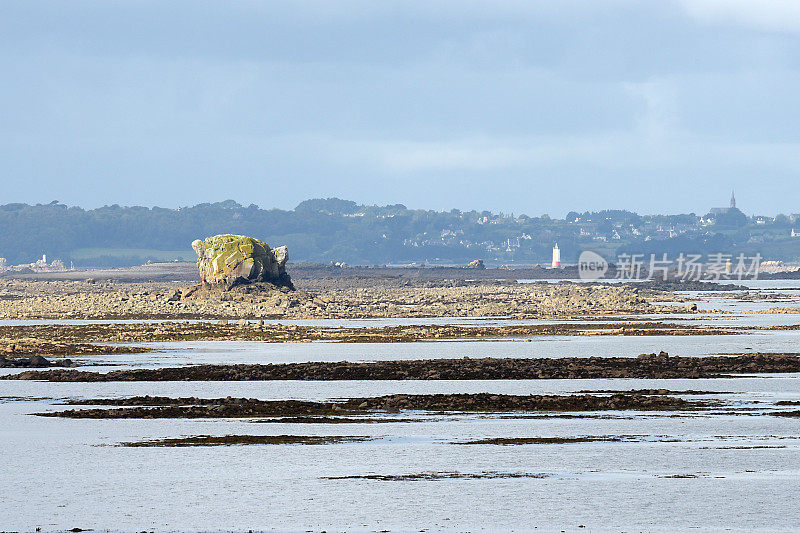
551, 243, 561, 268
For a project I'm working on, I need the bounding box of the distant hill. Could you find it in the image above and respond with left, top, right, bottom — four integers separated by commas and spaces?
1, 199, 799, 267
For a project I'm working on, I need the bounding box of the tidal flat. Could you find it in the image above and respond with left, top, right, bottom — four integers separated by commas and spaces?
4, 274, 800, 530
0, 276, 681, 319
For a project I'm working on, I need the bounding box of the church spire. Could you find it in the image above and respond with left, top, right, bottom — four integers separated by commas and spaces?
730, 190, 736, 209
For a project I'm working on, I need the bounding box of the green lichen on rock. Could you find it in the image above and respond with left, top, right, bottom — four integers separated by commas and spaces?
191, 235, 292, 288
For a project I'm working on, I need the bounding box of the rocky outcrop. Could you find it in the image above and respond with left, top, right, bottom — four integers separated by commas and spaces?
0, 355, 76, 368
191, 235, 293, 289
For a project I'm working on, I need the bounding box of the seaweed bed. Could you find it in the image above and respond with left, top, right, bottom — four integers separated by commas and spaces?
452, 436, 628, 445
322, 471, 554, 481
36, 392, 701, 419
0, 320, 736, 346
10, 353, 800, 381
122, 434, 371, 447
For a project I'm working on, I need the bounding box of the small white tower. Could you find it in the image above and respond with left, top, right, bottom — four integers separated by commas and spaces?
551, 243, 561, 268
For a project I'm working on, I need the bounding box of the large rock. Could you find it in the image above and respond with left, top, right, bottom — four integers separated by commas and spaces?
191, 235, 293, 288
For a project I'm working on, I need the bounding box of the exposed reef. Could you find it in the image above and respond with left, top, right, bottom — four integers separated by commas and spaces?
0, 278, 675, 319
12, 353, 800, 382
37, 392, 702, 418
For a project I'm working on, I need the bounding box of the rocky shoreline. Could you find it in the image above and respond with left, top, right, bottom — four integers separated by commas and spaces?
11, 353, 800, 381
0, 337, 149, 358
0, 354, 77, 368
0, 278, 680, 320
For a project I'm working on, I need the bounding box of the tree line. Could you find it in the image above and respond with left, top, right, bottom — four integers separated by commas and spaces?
0, 199, 797, 266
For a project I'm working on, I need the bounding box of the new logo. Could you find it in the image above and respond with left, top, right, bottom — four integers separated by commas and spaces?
578, 250, 608, 280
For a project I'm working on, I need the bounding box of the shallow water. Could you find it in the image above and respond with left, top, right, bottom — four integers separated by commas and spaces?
715, 279, 800, 290
3, 377, 800, 531
5, 287, 800, 530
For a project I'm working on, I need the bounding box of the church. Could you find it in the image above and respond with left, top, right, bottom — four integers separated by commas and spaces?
709, 191, 737, 216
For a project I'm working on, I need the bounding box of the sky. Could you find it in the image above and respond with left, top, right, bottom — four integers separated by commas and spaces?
1, 0, 799, 217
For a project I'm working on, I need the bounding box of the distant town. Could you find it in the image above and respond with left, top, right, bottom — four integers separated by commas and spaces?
1, 195, 799, 269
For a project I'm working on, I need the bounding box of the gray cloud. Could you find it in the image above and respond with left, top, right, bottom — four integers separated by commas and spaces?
1, 1, 798, 216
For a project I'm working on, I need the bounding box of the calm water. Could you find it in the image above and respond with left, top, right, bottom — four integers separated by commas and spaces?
4, 288, 800, 531
3, 377, 800, 531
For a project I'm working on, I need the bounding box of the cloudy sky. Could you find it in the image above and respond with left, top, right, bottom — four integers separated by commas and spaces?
1, 1, 799, 216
